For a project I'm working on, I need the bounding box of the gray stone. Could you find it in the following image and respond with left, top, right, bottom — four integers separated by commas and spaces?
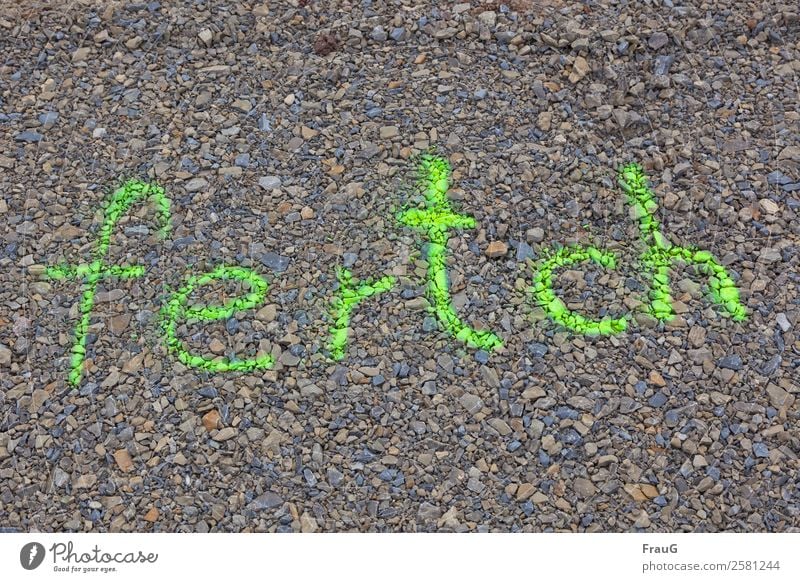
761, 355, 781, 376
185, 178, 208, 192
422, 316, 437, 332
752, 443, 769, 458
259, 252, 291, 272
718, 354, 743, 370
516, 241, 535, 261
648, 391, 668, 408
526, 227, 545, 243
417, 502, 441, 521
776, 313, 791, 332
343, 252, 358, 268
248, 491, 284, 510
767, 171, 791, 185
495, 31, 516, 43
574, 478, 597, 498
258, 176, 282, 190
327, 468, 344, 487
390, 27, 406, 41
370, 26, 387, 42
460, 393, 483, 415
654, 55, 674, 75
527, 343, 548, 358
648, 31, 669, 49
52, 468, 69, 489
15, 131, 43, 142
38, 111, 59, 126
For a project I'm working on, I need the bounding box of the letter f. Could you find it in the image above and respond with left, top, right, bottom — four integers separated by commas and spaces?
46, 181, 171, 386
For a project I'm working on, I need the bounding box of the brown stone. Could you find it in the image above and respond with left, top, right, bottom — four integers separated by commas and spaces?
114, 449, 133, 472
209, 338, 225, 354
486, 241, 508, 258
648, 370, 666, 387
109, 314, 131, 335
144, 507, 159, 522
573, 478, 596, 498
202, 410, 222, 431
624, 484, 648, 501
640, 484, 659, 498
521, 386, 546, 401
213, 427, 237, 442
379, 125, 399, 139
516, 483, 536, 501
301, 126, 318, 140
688, 325, 706, 348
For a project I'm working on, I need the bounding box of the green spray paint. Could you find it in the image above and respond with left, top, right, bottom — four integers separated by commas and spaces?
618, 163, 746, 322
161, 265, 274, 372
328, 267, 396, 360
531, 163, 747, 334
530, 246, 628, 335
397, 154, 502, 351
45, 180, 171, 385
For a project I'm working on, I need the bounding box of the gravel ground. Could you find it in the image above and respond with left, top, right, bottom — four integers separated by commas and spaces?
1, 0, 798, 533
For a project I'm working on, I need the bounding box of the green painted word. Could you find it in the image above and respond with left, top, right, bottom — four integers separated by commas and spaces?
162, 265, 274, 372
328, 267, 396, 360
531, 163, 747, 334
397, 154, 503, 351
42, 158, 747, 387
46, 180, 171, 385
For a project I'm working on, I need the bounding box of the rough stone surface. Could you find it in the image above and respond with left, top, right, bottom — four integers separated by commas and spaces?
0, 0, 796, 536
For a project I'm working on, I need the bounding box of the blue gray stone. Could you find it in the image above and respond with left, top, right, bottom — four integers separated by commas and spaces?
248, 491, 283, 510
327, 468, 344, 487
527, 342, 548, 358
761, 354, 781, 376
258, 175, 281, 190
516, 241, 535, 261
259, 252, 291, 272
370, 26, 387, 42
39, 111, 59, 126
654, 55, 674, 75
718, 354, 743, 370
343, 252, 358, 268
648, 391, 668, 408
767, 171, 791, 185
15, 131, 43, 142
